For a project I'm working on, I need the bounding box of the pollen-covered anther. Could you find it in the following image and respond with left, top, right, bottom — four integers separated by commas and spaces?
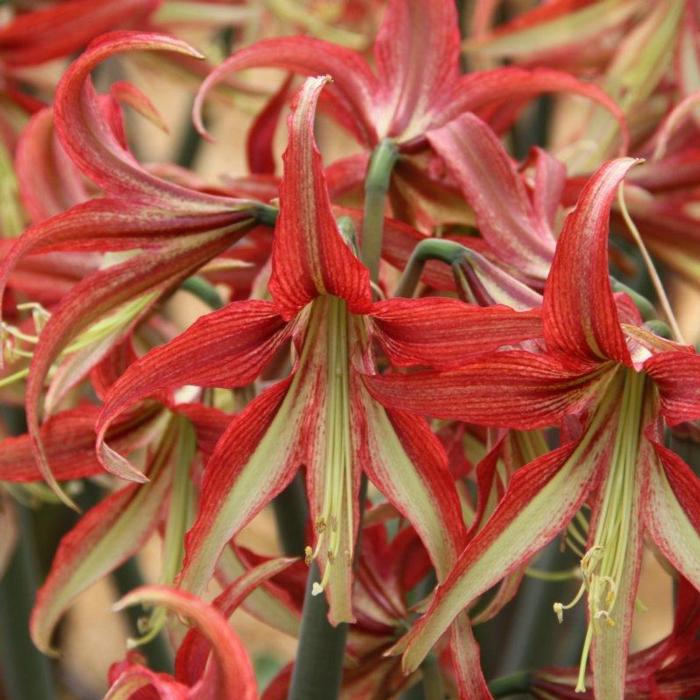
304, 546, 313, 566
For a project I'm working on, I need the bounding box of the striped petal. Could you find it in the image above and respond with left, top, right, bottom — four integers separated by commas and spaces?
392, 389, 623, 674
427, 113, 555, 281
373, 0, 460, 140
30, 424, 177, 654
269, 77, 372, 319
363, 351, 609, 430
369, 298, 543, 369
543, 158, 639, 363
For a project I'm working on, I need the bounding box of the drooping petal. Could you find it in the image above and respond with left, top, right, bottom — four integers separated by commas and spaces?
114, 586, 257, 700
543, 158, 639, 364
372, 0, 460, 140
353, 382, 489, 696
645, 436, 700, 591
193, 37, 379, 147
53, 31, 248, 212
29, 230, 250, 492
269, 76, 372, 319
392, 393, 621, 674
369, 297, 543, 369
30, 426, 176, 654
96, 299, 289, 464
427, 113, 555, 281
363, 351, 610, 430
444, 67, 629, 153
644, 350, 700, 425
356, 396, 466, 580
177, 378, 300, 596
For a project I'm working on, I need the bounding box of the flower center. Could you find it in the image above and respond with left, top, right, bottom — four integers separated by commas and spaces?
303, 296, 355, 596
554, 368, 646, 692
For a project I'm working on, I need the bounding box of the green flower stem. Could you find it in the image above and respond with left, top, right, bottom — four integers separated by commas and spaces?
361, 139, 399, 284
395, 238, 468, 298
0, 504, 56, 700
254, 203, 280, 228
286, 561, 349, 700
610, 276, 656, 321
488, 670, 532, 698
181, 275, 224, 310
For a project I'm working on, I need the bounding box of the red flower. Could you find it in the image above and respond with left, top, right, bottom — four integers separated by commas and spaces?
96, 76, 543, 698
368, 158, 700, 699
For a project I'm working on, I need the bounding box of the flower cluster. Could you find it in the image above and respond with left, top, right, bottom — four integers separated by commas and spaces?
0, 2, 699, 700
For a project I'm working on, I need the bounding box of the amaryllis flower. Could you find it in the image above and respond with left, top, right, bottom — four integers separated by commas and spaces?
366, 157, 700, 699
95, 75, 543, 697
0, 32, 276, 505
192, 0, 626, 201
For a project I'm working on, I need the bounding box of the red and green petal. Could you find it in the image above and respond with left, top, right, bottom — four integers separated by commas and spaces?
369, 297, 543, 370
644, 436, 700, 592
30, 423, 177, 654
543, 158, 639, 364
372, 0, 460, 140
177, 377, 302, 597
269, 76, 372, 319
427, 113, 555, 282
29, 230, 249, 492
363, 351, 609, 430
644, 350, 700, 425
391, 387, 624, 674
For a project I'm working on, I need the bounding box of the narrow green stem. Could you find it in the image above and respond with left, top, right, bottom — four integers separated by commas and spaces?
361, 139, 399, 283
488, 670, 532, 698
0, 505, 56, 700
254, 203, 279, 228
395, 238, 468, 298
181, 275, 223, 309
610, 276, 656, 321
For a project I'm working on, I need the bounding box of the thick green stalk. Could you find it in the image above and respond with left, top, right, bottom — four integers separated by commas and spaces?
0, 504, 56, 700
361, 139, 398, 283
286, 562, 349, 700
272, 474, 308, 557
